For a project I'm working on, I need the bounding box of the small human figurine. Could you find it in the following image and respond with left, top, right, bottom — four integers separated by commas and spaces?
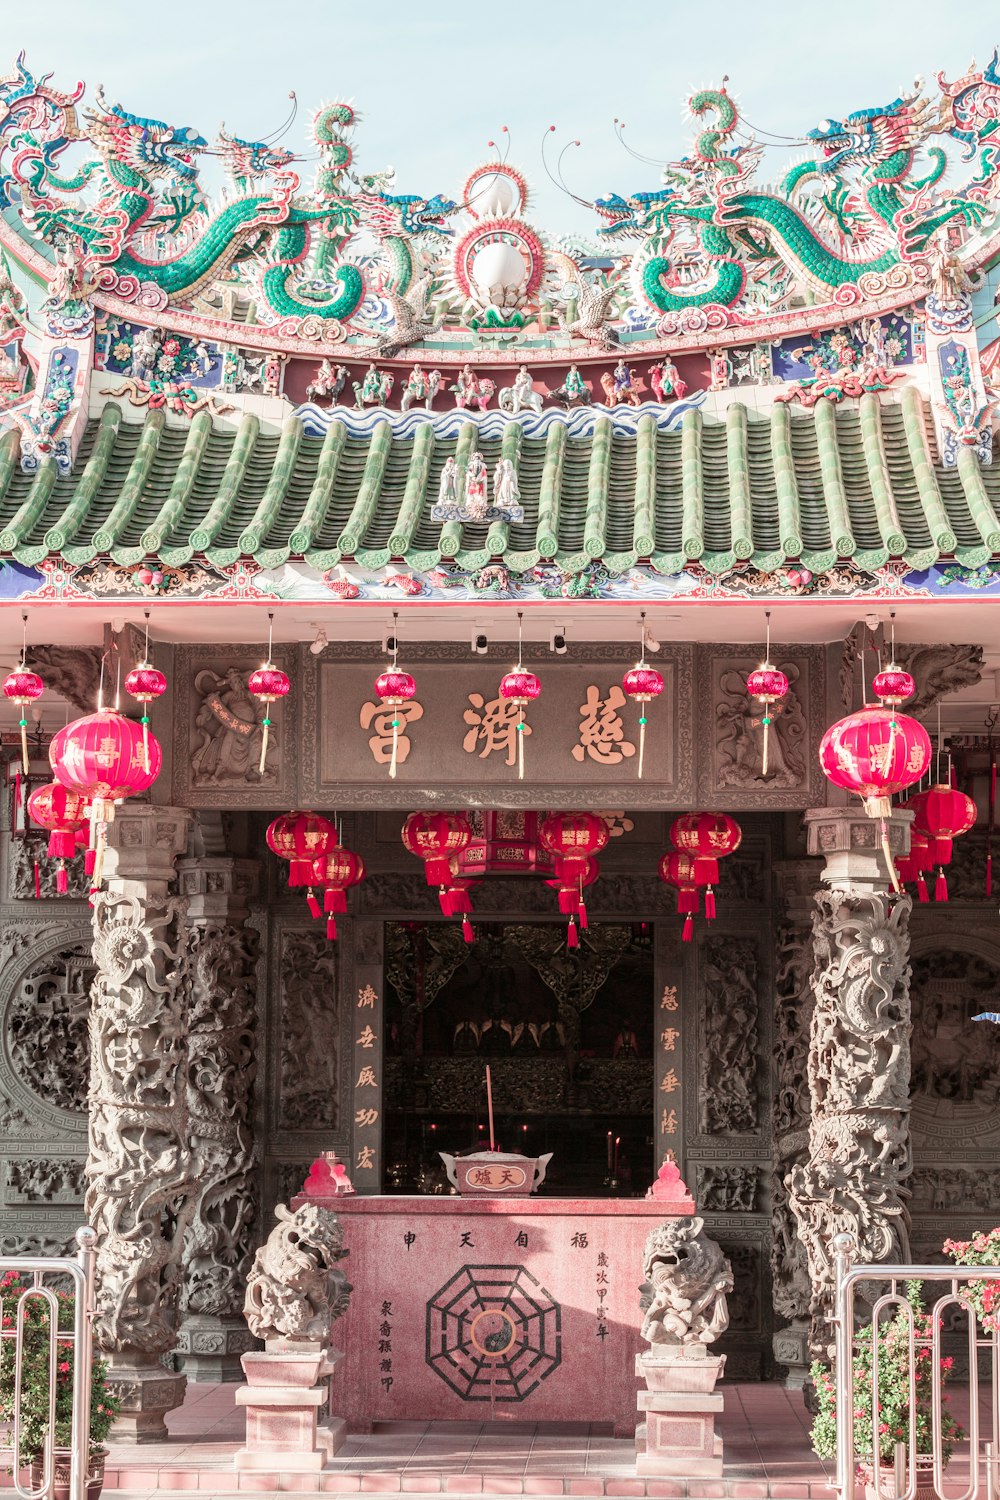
438, 455, 458, 509
613, 358, 633, 399
564, 363, 587, 403
513, 364, 533, 404
362, 363, 381, 402
651, 357, 687, 403
493, 455, 520, 512
463, 450, 488, 520
425, 369, 443, 408
401, 363, 427, 412
452, 364, 476, 409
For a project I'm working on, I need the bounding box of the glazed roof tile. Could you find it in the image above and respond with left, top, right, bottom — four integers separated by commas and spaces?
1, 388, 997, 577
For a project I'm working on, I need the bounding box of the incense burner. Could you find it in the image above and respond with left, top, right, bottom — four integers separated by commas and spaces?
439, 1150, 553, 1196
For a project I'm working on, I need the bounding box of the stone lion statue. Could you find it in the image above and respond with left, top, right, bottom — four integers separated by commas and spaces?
639, 1217, 733, 1348
244, 1202, 352, 1342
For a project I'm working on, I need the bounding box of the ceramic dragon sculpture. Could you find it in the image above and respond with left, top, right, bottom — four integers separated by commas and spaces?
0, 62, 454, 332
595, 65, 1000, 324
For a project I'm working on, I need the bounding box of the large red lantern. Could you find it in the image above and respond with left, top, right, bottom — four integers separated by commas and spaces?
267, 811, 337, 916
910, 784, 977, 901
819, 703, 931, 893
659, 851, 714, 941
669, 812, 742, 928
538, 812, 609, 946
50, 709, 161, 888
27, 782, 89, 893
401, 811, 473, 904
312, 846, 366, 940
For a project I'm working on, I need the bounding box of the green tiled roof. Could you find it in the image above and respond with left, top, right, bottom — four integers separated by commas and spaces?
1, 387, 998, 576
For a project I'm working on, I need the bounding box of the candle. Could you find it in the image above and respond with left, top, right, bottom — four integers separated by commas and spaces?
607, 1131, 613, 1172
486, 1065, 495, 1151
614, 1136, 620, 1177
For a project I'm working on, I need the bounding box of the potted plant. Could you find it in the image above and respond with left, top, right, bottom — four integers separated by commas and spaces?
943, 1228, 1000, 1328
810, 1281, 964, 1500
0, 1270, 120, 1500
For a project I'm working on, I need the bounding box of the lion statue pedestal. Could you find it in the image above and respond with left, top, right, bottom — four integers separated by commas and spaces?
234, 1203, 353, 1473
635, 1210, 733, 1478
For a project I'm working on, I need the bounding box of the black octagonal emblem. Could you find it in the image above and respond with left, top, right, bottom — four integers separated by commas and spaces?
425, 1263, 562, 1402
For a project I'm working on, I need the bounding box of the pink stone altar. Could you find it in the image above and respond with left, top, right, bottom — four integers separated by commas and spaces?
294, 1189, 692, 1433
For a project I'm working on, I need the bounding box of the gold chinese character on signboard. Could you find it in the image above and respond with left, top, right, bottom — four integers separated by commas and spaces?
661, 1068, 679, 1093
356, 1146, 375, 1170
463, 693, 530, 765
357, 1025, 377, 1048
354, 1108, 379, 1127
356, 1066, 378, 1087
358, 984, 377, 1009
660, 985, 679, 1011
660, 1027, 679, 1051
661, 1109, 678, 1134
572, 685, 636, 765
359, 699, 423, 767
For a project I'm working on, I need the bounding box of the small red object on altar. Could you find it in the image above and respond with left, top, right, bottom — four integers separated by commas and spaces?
645, 1158, 696, 1210
301, 1151, 355, 1197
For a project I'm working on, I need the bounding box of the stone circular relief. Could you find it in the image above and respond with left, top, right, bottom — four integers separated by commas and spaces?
5, 943, 95, 1114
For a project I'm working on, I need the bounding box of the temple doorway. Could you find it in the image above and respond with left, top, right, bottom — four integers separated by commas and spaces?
381, 920, 655, 1196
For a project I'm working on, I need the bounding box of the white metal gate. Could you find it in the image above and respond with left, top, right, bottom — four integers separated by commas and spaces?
0, 1227, 97, 1500
833, 1231, 1000, 1500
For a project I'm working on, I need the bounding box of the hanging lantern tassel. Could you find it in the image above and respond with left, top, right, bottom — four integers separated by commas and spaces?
988, 754, 996, 898
33, 858, 40, 900
935, 866, 949, 903
704, 886, 717, 921
56, 861, 68, 895
682, 913, 694, 942
374, 668, 417, 781
578, 877, 588, 931
462, 916, 474, 944
327, 914, 338, 941
917, 871, 929, 903
13, 768, 21, 815
567, 915, 579, 949
306, 889, 321, 920
879, 818, 902, 895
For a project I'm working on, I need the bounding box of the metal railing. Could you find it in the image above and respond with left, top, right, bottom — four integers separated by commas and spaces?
0, 1227, 96, 1500
833, 1232, 1000, 1500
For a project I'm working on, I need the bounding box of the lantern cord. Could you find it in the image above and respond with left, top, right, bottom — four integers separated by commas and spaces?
860, 638, 868, 707
114, 652, 121, 713
638, 716, 647, 780
257, 612, 275, 777
517, 706, 525, 779
637, 611, 648, 779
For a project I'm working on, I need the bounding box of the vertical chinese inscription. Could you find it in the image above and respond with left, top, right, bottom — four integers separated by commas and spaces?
352, 921, 384, 1190
378, 1297, 395, 1396
655, 964, 683, 1168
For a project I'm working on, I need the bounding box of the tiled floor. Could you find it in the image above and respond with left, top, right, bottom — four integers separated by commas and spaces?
100, 1382, 836, 1499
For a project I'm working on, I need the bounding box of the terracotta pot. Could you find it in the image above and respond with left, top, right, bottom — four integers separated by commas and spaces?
861, 1453, 940, 1500
29, 1445, 106, 1500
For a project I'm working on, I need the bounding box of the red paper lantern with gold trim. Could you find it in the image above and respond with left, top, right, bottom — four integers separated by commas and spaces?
910, 784, 977, 901
4, 666, 43, 774
125, 662, 167, 774
545, 856, 599, 949
312, 846, 366, 940
50, 709, 161, 890
401, 811, 473, 897
374, 667, 417, 781
669, 812, 742, 926
267, 810, 337, 917
538, 812, 608, 947
27, 782, 89, 893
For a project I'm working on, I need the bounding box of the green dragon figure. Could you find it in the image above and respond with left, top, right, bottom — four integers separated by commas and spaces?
0, 67, 454, 331
595, 67, 1000, 320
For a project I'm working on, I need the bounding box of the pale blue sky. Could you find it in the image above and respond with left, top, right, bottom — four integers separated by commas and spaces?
9, 0, 1000, 235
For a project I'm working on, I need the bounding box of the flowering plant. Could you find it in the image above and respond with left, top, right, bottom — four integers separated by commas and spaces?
0, 1271, 120, 1464
811, 1281, 964, 1464
942, 1228, 1000, 1330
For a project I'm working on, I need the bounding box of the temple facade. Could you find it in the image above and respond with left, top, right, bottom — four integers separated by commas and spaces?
1, 49, 1000, 1442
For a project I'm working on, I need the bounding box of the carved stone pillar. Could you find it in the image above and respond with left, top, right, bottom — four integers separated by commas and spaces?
85, 805, 194, 1442
174, 855, 261, 1382
770, 860, 816, 1387
788, 809, 914, 1361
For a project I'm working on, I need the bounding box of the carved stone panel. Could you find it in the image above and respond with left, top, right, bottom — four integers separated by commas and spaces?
699, 936, 760, 1135
8, 835, 91, 902
172, 646, 297, 807
278, 929, 339, 1130
5, 942, 94, 1116
697, 645, 825, 808
6, 1158, 84, 1203
909, 948, 1000, 1151
696, 1164, 760, 1212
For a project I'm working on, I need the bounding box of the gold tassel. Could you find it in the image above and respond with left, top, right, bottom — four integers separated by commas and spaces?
258, 716, 271, 776
761, 713, 771, 778
141, 715, 151, 776
638, 715, 647, 780
880, 818, 901, 894
18, 717, 28, 776
389, 714, 399, 780
517, 708, 525, 780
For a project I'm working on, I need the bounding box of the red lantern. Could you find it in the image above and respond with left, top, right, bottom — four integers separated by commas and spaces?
872, 665, 915, 707
746, 665, 789, 778
819, 704, 931, 893
49, 709, 161, 889
499, 668, 541, 782
267, 810, 337, 917
313, 846, 366, 940
374, 665, 417, 781
125, 662, 167, 774
659, 851, 714, 941
538, 813, 608, 946
910, 784, 977, 901
248, 663, 289, 776
669, 812, 742, 926
27, 782, 89, 893
622, 665, 664, 780
401, 812, 473, 902
4, 666, 44, 774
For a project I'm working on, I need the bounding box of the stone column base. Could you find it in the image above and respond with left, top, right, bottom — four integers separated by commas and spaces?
176, 1314, 260, 1383
107, 1361, 188, 1444
772, 1323, 812, 1389
635, 1351, 725, 1478
233, 1345, 346, 1473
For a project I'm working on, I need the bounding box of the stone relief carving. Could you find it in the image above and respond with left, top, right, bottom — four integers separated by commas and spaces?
715, 660, 807, 788
911, 960, 1000, 1103
5, 1157, 85, 1202
0, 1232, 75, 1256
700, 937, 759, 1134
911, 1166, 1000, 1213
191, 667, 278, 785
639, 1217, 733, 1347
788, 890, 912, 1357
273, 1162, 314, 1206
244, 1202, 352, 1342
279, 930, 339, 1130
9, 834, 90, 901
23, 645, 102, 713
894, 643, 983, 716
7, 944, 94, 1112
723, 1241, 762, 1333
695, 1164, 759, 1212
383, 1055, 652, 1116
771, 915, 814, 1326
180, 920, 259, 1321
85, 886, 196, 1356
